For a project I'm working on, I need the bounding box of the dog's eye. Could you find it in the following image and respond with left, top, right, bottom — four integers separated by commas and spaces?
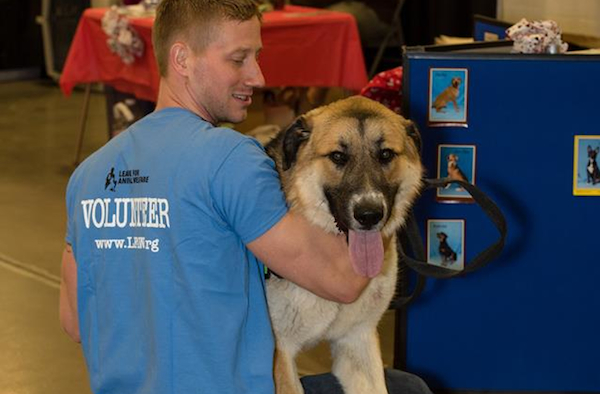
378, 149, 396, 164
328, 151, 348, 166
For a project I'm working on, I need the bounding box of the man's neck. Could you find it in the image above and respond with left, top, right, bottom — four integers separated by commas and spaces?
154, 78, 215, 125
155, 79, 180, 110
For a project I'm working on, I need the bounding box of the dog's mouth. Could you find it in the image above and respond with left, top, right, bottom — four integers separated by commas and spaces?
334, 219, 384, 278
326, 191, 385, 278
348, 230, 384, 278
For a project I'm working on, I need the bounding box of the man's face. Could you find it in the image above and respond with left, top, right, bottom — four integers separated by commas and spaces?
186, 16, 265, 125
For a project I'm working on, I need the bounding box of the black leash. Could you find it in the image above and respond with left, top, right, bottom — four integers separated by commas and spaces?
390, 178, 507, 309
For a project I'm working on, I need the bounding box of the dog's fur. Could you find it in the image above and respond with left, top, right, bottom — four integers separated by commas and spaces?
436, 232, 457, 263
259, 96, 423, 394
587, 146, 600, 184
432, 77, 461, 113
445, 153, 468, 190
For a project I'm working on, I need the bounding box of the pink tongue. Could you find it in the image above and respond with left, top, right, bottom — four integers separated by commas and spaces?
348, 230, 384, 278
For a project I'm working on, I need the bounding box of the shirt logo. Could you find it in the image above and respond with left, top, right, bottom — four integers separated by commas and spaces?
105, 167, 118, 191
105, 167, 150, 192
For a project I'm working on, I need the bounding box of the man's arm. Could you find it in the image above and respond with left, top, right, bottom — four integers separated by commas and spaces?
60, 244, 81, 343
247, 212, 370, 303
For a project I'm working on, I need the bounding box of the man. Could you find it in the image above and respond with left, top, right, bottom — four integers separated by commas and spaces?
60, 1, 431, 393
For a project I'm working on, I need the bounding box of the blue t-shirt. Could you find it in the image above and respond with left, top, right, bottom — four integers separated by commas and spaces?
65, 108, 287, 394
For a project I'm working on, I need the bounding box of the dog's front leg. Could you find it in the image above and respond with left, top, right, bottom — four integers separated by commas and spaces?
330, 328, 388, 394
452, 98, 459, 112
273, 345, 305, 394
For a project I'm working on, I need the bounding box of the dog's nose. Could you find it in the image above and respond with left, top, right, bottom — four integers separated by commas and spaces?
354, 205, 384, 229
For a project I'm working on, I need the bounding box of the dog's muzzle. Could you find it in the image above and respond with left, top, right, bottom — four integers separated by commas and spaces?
353, 202, 384, 230
350, 193, 387, 231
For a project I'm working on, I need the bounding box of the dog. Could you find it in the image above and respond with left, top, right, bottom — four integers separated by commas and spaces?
445, 153, 469, 190
432, 77, 461, 113
259, 96, 423, 394
436, 232, 457, 263
587, 145, 600, 184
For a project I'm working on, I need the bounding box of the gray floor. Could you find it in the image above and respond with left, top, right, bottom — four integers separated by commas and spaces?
0, 79, 397, 393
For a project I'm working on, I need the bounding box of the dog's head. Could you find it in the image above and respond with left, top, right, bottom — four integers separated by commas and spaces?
436, 232, 448, 242
267, 96, 423, 276
588, 145, 599, 160
447, 154, 459, 167
451, 77, 461, 88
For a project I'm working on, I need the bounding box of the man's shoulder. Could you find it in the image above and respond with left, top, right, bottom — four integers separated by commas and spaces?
147, 108, 258, 151
192, 125, 264, 162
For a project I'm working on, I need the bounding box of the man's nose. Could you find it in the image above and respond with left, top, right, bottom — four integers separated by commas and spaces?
246, 57, 265, 89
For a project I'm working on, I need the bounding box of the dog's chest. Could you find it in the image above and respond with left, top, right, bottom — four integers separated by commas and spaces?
325, 265, 397, 339
266, 252, 398, 347
448, 166, 460, 175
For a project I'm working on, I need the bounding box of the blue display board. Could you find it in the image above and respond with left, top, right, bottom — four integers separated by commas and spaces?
473, 15, 509, 41
403, 51, 600, 392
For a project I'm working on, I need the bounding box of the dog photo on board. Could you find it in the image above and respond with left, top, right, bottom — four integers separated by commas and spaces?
573, 135, 600, 196
428, 68, 468, 125
437, 144, 476, 202
427, 219, 465, 271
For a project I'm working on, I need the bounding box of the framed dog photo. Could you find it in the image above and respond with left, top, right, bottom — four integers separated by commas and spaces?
573, 135, 600, 196
428, 68, 469, 126
437, 144, 476, 202
427, 219, 465, 271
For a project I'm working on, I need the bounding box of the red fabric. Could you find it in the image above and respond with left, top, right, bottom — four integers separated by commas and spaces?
59, 6, 368, 102
360, 67, 403, 114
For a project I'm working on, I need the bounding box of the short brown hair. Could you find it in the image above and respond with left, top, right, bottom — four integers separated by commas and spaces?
152, 0, 262, 77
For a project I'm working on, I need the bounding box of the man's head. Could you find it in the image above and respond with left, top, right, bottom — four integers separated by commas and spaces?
153, 0, 261, 77
153, 0, 265, 124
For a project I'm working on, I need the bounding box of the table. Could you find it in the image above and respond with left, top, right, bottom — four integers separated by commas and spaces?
59, 5, 368, 101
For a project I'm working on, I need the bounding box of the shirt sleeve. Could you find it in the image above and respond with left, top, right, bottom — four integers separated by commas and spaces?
210, 137, 288, 244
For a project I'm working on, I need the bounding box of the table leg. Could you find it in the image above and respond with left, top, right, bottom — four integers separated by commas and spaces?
74, 83, 92, 166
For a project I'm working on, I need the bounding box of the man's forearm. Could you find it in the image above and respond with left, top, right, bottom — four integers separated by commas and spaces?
60, 245, 81, 343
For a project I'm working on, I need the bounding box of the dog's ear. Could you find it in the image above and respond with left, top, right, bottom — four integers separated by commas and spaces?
282, 116, 311, 171
588, 145, 592, 153
404, 120, 422, 156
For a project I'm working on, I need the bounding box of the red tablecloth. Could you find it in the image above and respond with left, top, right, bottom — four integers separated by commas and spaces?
59, 6, 368, 102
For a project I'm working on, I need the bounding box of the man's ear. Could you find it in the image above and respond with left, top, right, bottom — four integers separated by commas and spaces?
170, 42, 190, 77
